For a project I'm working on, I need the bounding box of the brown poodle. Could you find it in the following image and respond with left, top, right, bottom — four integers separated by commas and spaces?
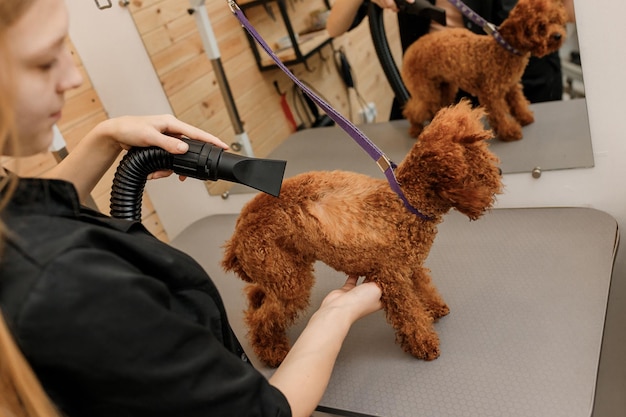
401, 0, 568, 141
222, 101, 502, 367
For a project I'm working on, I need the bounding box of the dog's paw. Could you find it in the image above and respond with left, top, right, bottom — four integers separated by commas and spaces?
255, 342, 290, 368
496, 125, 524, 141
428, 303, 450, 320
405, 337, 441, 361
397, 330, 441, 360
516, 112, 534, 126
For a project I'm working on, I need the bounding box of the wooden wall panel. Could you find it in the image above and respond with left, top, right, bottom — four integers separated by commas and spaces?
127, 0, 402, 198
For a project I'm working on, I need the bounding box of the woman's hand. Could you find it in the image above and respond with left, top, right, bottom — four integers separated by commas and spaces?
269, 277, 381, 417
100, 114, 228, 153
326, 0, 415, 37
371, 0, 402, 13
97, 115, 229, 181
319, 276, 382, 322
47, 114, 229, 203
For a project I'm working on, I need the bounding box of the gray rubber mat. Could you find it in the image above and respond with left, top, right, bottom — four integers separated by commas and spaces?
171, 207, 617, 417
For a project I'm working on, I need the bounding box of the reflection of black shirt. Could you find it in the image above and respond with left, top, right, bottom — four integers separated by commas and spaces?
0, 178, 290, 417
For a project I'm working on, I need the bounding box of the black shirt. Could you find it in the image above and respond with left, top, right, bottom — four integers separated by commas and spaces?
0, 177, 291, 417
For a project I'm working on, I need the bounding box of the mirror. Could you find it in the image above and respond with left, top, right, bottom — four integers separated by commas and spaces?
367, 1, 592, 176
120, 0, 591, 193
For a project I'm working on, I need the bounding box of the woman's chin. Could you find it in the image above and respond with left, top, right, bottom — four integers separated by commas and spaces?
8, 130, 56, 157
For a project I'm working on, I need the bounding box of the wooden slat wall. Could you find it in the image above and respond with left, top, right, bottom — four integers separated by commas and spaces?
3, 41, 169, 242
126, 0, 402, 195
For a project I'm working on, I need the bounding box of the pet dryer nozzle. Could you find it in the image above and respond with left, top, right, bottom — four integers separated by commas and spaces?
110, 137, 286, 221
394, 0, 447, 26
171, 137, 286, 197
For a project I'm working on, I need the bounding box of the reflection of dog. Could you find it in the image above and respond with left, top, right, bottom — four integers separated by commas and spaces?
402, 0, 568, 141
222, 101, 502, 367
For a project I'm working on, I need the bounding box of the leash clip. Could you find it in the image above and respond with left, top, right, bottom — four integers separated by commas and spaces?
228, 0, 240, 13
483, 22, 497, 35
376, 154, 392, 173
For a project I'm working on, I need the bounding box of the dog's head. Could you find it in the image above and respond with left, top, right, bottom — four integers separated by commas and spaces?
499, 0, 568, 58
397, 100, 503, 220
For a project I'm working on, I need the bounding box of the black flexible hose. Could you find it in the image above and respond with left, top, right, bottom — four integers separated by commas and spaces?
110, 147, 173, 221
367, 1, 446, 108
367, 3, 411, 107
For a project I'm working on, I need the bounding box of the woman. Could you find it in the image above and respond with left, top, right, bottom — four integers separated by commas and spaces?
0, 0, 383, 416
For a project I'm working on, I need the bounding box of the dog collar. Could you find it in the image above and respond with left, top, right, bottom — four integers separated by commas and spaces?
229, 0, 434, 221
447, 0, 522, 55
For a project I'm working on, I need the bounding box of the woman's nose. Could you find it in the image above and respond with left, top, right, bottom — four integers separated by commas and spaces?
57, 47, 83, 93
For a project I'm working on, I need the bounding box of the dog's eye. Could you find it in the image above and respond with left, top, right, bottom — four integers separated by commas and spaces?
538, 22, 547, 36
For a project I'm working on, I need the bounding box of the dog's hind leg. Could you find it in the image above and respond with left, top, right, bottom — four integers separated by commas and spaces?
505, 83, 534, 126
410, 267, 449, 321
243, 262, 315, 368
403, 96, 431, 138
373, 271, 441, 360
403, 81, 458, 138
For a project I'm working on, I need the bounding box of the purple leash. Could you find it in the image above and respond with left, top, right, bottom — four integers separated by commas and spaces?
228, 0, 432, 220
446, 0, 522, 55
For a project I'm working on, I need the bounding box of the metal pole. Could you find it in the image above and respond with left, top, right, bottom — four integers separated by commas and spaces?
188, 0, 255, 157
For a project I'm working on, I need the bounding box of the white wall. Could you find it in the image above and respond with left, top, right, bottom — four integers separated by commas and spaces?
495, 1, 626, 224
67, 0, 171, 117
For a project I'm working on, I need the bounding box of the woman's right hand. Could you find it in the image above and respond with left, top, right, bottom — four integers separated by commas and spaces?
319, 276, 382, 323
269, 277, 381, 417
371, 0, 401, 12
371, 0, 415, 13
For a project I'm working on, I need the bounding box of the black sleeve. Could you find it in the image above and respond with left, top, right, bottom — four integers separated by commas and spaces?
347, 1, 370, 32
16, 248, 291, 417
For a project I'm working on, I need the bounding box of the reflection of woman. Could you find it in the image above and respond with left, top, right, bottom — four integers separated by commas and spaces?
0, 0, 382, 416
327, 0, 576, 119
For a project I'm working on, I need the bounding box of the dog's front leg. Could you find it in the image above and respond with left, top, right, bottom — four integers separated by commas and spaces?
505, 83, 534, 127
410, 267, 450, 321
479, 94, 523, 141
373, 273, 441, 360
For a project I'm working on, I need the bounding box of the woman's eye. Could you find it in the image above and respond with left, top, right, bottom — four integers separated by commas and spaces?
39, 59, 57, 71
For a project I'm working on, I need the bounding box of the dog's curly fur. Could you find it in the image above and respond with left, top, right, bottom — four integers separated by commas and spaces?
222, 101, 502, 367
401, 0, 568, 141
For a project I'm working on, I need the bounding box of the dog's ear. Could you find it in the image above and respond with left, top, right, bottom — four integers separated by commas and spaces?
420, 100, 494, 145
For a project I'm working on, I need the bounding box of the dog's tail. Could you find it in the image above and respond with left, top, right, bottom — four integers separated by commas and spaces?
221, 240, 254, 282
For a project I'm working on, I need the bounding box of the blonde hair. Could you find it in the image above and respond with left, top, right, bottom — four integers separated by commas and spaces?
0, 0, 33, 250
0, 313, 60, 417
0, 2, 59, 417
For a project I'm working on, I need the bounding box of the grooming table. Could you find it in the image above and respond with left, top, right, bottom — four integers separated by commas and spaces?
171, 207, 618, 417
229, 98, 592, 194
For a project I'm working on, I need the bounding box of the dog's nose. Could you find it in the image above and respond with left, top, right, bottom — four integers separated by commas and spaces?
498, 167, 503, 176
552, 33, 562, 41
